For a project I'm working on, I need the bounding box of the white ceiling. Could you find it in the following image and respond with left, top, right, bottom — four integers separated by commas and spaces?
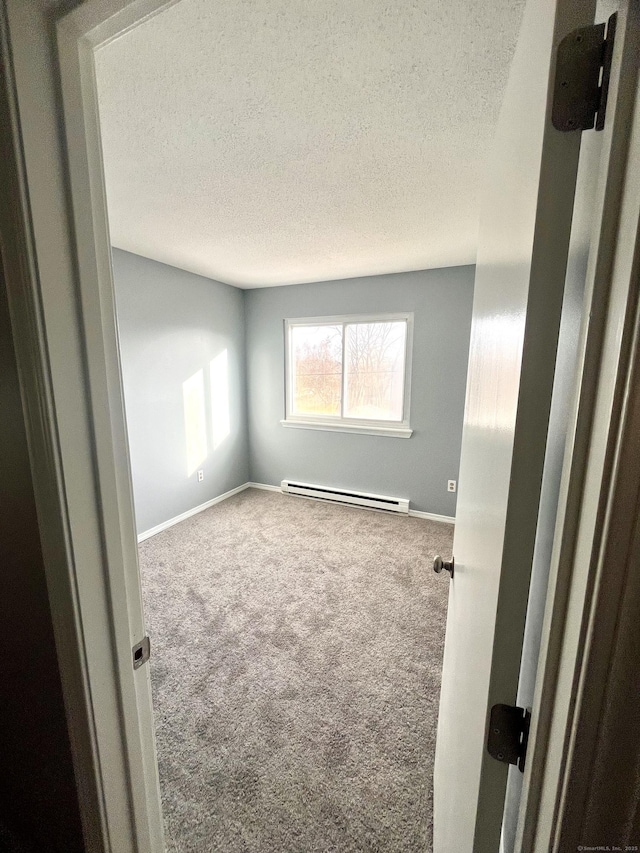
95, 0, 525, 288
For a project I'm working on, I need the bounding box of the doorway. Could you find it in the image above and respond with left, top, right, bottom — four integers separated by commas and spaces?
108, 250, 467, 850
16, 0, 635, 849
85, 0, 496, 846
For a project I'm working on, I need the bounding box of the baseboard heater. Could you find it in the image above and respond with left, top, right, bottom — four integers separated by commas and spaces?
280, 480, 409, 514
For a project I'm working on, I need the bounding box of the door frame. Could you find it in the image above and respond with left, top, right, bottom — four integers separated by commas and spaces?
0, 0, 176, 850
1, 0, 639, 850
517, 2, 640, 847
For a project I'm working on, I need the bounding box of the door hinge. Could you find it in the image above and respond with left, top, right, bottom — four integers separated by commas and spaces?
487, 704, 531, 772
132, 635, 151, 670
552, 12, 617, 132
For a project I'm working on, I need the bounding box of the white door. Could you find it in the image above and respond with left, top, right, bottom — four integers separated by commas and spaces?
433, 0, 607, 850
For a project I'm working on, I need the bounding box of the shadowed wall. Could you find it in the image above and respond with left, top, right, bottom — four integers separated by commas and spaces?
0, 266, 83, 852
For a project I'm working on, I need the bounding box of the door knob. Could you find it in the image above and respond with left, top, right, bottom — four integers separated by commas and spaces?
433, 555, 454, 578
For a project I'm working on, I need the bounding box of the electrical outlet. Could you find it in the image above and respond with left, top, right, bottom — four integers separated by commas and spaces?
447, 479, 457, 493
197, 470, 204, 482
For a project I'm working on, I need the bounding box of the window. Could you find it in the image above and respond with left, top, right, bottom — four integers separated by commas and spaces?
283, 314, 413, 437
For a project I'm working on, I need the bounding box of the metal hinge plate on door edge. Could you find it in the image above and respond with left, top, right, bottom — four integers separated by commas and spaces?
487, 703, 531, 773
552, 12, 617, 132
132, 635, 151, 670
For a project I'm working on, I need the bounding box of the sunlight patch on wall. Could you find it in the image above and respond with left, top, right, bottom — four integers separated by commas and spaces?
183, 368, 207, 475
465, 313, 524, 432
210, 349, 231, 449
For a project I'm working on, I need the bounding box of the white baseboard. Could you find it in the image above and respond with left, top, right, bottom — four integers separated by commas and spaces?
137, 481, 455, 542
408, 509, 455, 525
137, 482, 250, 542
251, 482, 455, 524
247, 482, 281, 493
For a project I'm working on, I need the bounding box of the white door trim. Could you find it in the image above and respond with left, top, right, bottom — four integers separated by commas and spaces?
55, 3, 185, 850
517, 1, 640, 849
1, 0, 187, 849
0, 22, 108, 848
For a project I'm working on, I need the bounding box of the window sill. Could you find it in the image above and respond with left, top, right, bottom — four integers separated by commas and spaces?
280, 419, 413, 438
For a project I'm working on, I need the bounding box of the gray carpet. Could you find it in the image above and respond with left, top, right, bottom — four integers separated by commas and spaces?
138, 488, 452, 852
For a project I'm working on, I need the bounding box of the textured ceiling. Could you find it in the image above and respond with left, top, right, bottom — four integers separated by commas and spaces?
95, 0, 526, 288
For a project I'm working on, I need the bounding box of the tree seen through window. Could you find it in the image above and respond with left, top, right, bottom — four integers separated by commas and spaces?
290, 319, 407, 422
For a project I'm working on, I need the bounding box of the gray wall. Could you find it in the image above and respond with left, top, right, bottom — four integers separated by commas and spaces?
245, 267, 474, 516
113, 249, 249, 535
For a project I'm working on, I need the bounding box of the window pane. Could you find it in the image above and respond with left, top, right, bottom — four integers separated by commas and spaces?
291, 324, 343, 416
344, 321, 406, 421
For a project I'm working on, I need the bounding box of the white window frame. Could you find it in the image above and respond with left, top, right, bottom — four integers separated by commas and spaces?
282, 313, 414, 438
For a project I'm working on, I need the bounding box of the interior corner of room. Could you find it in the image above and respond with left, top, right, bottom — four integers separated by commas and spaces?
113, 246, 473, 540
